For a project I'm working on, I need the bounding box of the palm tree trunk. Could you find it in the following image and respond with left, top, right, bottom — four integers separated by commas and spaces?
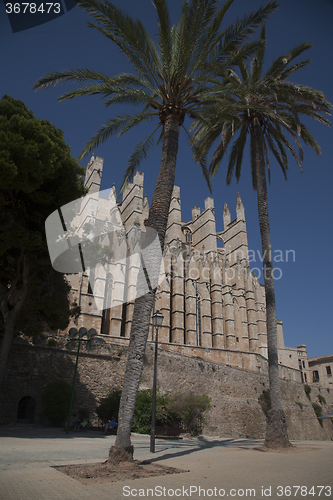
110, 114, 180, 461
252, 120, 291, 448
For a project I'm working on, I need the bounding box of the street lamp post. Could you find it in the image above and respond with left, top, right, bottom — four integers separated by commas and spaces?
65, 326, 96, 435
150, 310, 164, 453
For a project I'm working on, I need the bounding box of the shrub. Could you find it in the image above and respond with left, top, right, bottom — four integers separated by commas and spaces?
41, 379, 73, 426
318, 394, 326, 405
295, 401, 303, 410
130, 388, 211, 436
165, 390, 211, 436
258, 390, 271, 415
131, 389, 154, 434
96, 388, 212, 436
312, 402, 323, 426
304, 384, 311, 400
96, 388, 122, 424
96, 388, 156, 433
155, 392, 180, 428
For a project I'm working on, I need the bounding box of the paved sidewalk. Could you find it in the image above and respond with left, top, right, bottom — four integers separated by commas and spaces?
0, 425, 332, 500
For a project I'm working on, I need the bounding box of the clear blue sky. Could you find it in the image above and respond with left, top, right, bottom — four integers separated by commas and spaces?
1, 0, 332, 358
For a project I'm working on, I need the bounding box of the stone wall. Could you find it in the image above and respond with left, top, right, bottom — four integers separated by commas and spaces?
1, 340, 332, 441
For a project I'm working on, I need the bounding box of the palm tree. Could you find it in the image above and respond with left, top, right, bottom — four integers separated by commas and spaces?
192, 26, 332, 448
34, 0, 278, 458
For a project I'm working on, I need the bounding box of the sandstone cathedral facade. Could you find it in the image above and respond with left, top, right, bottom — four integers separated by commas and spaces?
66, 155, 310, 384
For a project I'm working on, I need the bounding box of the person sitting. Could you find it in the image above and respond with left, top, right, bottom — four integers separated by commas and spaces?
72, 415, 81, 431
67, 414, 80, 431
103, 417, 117, 435
81, 419, 89, 429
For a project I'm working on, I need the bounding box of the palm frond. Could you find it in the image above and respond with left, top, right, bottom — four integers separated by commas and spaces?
250, 25, 266, 84
298, 124, 322, 155
266, 121, 303, 173
117, 113, 156, 137
33, 68, 113, 90
170, 0, 189, 76
236, 58, 250, 85
154, 0, 172, 73
56, 84, 115, 101
103, 88, 158, 108
78, 112, 155, 159
119, 127, 161, 195
209, 124, 236, 177
78, 0, 161, 87
189, 0, 234, 76
279, 60, 311, 80
269, 125, 289, 169
182, 124, 212, 192
212, 1, 277, 68
226, 123, 248, 184
265, 42, 312, 79
265, 131, 288, 179
156, 126, 164, 145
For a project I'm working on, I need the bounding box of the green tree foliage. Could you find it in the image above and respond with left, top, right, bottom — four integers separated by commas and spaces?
131, 389, 154, 435
155, 392, 180, 428
0, 95, 85, 386
117, 388, 210, 436
131, 390, 181, 434
96, 388, 178, 433
41, 379, 74, 427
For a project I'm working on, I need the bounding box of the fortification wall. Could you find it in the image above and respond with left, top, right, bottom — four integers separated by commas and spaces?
1, 340, 332, 441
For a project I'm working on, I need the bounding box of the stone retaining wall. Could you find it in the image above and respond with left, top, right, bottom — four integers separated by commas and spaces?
1, 340, 332, 441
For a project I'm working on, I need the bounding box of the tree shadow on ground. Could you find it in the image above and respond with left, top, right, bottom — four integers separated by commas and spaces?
141, 436, 263, 463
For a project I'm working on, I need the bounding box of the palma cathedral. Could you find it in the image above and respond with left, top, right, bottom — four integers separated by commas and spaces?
66, 155, 310, 384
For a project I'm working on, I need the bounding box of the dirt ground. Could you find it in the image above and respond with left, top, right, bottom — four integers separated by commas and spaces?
53, 460, 188, 485
248, 446, 320, 453
53, 445, 319, 485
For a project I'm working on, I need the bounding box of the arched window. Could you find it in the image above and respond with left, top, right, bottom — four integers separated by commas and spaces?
17, 396, 36, 423
181, 225, 193, 244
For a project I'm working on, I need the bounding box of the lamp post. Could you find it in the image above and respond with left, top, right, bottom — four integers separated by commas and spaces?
65, 326, 96, 434
150, 310, 164, 453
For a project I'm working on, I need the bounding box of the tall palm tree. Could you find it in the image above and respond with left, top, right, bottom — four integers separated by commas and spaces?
192, 26, 332, 448
34, 0, 278, 458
